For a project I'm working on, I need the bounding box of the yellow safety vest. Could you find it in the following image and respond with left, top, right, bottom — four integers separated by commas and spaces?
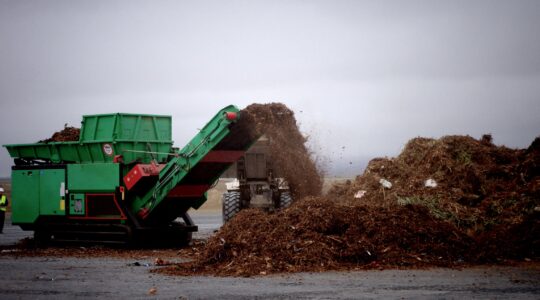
0, 195, 6, 212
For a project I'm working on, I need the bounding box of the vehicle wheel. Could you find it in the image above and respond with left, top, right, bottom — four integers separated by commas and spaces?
222, 191, 241, 223
279, 191, 292, 209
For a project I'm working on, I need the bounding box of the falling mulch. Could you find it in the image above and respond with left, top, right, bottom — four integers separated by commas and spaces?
235, 103, 323, 199
39, 125, 80, 143
156, 134, 539, 277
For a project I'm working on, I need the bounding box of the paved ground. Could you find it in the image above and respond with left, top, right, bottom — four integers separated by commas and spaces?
1, 256, 538, 299
1, 212, 539, 299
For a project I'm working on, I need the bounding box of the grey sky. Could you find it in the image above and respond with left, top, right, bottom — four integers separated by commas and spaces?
1, 0, 539, 177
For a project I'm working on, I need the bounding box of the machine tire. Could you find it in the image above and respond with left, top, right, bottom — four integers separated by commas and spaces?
279, 191, 292, 209
222, 191, 241, 223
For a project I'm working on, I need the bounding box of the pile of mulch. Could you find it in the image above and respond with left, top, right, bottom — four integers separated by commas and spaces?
236, 103, 323, 199
327, 135, 539, 262
39, 125, 80, 143
328, 135, 539, 235
156, 134, 539, 277
157, 198, 474, 277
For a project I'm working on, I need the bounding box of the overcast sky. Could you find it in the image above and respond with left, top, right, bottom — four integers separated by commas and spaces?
1, 0, 539, 177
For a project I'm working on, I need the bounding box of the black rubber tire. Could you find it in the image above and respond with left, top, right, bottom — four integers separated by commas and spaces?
279, 191, 292, 209
222, 191, 241, 223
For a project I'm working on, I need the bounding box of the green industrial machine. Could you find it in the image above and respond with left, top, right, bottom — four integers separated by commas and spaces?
4, 105, 255, 245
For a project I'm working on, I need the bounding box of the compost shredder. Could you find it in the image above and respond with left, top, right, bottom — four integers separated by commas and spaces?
4, 105, 256, 245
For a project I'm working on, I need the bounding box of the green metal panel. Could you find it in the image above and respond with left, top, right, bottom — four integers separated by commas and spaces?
39, 169, 66, 216
69, 193, 85, 215
4, 113, 173, 164
11, 168, 66, 224
11, 170, 40, 224
83, 114, 115, 141
5, 140, 172, 164
68, 163, 119, 192
80, 113, 172, 142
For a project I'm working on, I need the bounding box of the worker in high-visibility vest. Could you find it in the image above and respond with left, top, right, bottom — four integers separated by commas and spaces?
0, 187, 7, 233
